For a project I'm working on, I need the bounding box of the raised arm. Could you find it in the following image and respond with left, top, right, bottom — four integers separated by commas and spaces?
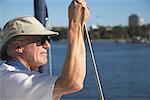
53, 0, 89, 99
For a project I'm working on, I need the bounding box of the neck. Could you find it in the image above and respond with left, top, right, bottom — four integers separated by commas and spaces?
15, 56, 32, 71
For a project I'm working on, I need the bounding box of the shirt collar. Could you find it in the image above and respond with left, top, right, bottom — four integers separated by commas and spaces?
5, 58, 31, 72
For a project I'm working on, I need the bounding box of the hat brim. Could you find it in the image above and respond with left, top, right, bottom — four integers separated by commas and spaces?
0, 30, 59, 60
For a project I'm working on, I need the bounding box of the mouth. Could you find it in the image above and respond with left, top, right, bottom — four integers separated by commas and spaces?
41, 52, 47, 56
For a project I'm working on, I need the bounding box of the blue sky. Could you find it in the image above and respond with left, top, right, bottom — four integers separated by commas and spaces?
0, 0, 150, 28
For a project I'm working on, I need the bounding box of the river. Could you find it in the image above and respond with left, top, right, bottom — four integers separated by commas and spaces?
1, 40, 150, 100
51, 40, 150, 100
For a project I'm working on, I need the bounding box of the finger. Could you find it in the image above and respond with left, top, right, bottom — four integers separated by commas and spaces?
75, 0, 86, 4
74, 0, 87, 8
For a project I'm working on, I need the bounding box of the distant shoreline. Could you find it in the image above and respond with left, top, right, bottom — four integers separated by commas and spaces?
52, 39, 150, 44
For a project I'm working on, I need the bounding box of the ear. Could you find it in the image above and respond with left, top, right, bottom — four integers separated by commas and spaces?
14, 41, 24, 54
16, 47, 24, 54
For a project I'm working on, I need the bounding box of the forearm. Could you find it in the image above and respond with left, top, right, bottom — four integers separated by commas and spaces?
64, 21, 86, 84
53, 22, 86, 99
53, 0, 89, 98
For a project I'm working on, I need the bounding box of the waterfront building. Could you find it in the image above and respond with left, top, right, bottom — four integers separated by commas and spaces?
129, 14, 144, 27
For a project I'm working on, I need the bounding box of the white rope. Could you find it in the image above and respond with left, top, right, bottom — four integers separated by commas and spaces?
83, 23, 105, 100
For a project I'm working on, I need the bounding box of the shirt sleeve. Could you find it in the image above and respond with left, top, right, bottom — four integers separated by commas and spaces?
8, 71, 58, 100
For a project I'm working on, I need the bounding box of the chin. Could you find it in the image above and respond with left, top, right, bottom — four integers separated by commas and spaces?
38, 62, 47, 67
37, 56, 47, 65
42, 59, 47, 65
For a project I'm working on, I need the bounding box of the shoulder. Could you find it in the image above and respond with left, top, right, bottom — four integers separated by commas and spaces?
0, 63, 58, 84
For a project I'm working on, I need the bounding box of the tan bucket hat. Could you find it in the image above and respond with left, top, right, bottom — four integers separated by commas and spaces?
0, 16, 59, 60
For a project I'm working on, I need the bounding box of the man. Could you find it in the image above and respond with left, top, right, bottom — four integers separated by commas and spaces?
0, 0, 89, 100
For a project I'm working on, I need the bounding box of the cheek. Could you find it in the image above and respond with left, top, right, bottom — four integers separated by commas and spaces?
24, 44, 47, 66
35, 47, 48, 65
24, 45, 38, 61
38, 51, 47, 63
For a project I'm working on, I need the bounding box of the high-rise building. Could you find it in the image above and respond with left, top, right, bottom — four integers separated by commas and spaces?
129, 14, 144, 27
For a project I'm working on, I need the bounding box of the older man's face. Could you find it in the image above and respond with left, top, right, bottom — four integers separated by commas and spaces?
20, 36, 51, 69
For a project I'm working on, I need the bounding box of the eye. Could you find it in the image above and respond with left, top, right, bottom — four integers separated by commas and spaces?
39, 36, 51, 45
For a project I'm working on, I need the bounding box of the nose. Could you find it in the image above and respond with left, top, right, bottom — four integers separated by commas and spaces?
43, 40, 51, 48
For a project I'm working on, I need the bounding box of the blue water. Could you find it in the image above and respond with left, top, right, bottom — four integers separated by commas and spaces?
1, 40, 150, 100
51, 40, 150, 100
